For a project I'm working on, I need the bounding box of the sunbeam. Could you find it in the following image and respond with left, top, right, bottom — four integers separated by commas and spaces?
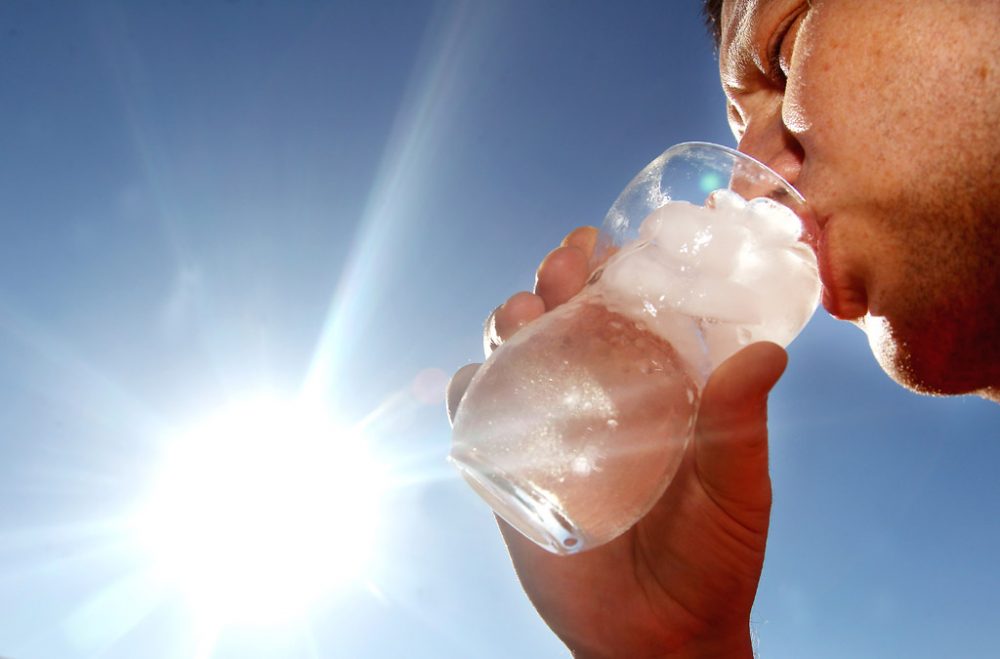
301, 3, 483, 404
0, 295, 167, 440
62, 571, 163, 657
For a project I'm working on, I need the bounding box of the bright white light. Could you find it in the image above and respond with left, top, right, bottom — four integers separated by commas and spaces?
134, 396, 383, 625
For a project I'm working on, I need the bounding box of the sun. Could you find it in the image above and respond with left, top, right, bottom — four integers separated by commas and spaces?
133, 395, 384, 626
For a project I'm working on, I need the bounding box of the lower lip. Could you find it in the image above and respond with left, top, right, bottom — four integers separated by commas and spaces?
815, 226, 838, 314
814, 222, 869, 320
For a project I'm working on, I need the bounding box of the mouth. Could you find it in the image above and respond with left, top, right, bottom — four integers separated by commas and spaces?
815, 219, 869, 321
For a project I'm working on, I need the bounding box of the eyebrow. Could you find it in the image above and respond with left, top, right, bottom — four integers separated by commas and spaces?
703, 0, 725, 48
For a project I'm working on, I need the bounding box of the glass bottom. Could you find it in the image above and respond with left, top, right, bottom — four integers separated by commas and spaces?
448, 450, 586, 555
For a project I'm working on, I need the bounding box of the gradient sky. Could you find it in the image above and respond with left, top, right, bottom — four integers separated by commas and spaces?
0, 2, 997, 658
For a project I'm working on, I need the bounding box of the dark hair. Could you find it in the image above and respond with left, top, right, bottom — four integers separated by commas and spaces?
703, 0, 724, 46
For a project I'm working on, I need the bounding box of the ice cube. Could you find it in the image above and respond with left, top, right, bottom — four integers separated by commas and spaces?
691, 220, 750, 279
706, 188, 747, 213
746, 197, 803, 244
675, 275, 763, 325
645, 203, 707, 262
750, 247, 820, 346
699, 321, 747, 367
599, 194, 818, 373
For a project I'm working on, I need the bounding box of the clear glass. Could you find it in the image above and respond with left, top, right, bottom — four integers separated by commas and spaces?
450, 142, 821, 555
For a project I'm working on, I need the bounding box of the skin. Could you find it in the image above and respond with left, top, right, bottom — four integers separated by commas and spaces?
720, 0, 999, 399
449, 1, 999, 656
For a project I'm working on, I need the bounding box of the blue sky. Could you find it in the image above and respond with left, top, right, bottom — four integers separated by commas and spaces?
0, 2, 997, 658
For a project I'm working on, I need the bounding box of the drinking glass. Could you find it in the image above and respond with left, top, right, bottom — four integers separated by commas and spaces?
450, 142, 820, 555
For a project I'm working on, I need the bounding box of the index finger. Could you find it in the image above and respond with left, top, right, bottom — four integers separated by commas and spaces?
560, 226, 598, 258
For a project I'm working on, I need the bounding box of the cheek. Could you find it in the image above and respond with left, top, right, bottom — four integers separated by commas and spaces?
784, 13, 914, 205
788, 3, 987, 192
786, 32, 870, 157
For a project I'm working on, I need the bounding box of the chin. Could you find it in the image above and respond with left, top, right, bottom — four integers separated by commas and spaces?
865, 314, 998, 400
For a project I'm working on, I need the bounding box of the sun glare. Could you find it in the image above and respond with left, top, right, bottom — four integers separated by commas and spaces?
134, 396, 384, 625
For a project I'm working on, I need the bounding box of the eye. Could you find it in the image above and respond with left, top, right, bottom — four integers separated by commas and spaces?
767, 9, 806, 84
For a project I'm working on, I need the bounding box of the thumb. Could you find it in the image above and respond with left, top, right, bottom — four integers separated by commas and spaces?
694, 342, 787, 520
446, 363, 481, 426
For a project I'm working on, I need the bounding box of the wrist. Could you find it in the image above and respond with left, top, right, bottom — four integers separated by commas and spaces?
570, 625, 754, 659
656, 631, 754, 659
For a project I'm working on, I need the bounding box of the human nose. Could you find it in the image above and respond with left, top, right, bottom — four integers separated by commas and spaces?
736, 98, 804, 189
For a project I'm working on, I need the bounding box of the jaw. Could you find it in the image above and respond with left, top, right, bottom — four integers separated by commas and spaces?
862, 311, 1000, 400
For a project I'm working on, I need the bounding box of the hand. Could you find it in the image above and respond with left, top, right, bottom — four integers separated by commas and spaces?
448, 227, 785, 658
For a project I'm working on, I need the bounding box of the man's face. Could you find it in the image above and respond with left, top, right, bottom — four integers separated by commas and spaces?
719, 0, 1000, 398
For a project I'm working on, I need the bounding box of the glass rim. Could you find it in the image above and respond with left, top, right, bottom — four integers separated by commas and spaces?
594, 140, 818, 270
660, 140, 808, 207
